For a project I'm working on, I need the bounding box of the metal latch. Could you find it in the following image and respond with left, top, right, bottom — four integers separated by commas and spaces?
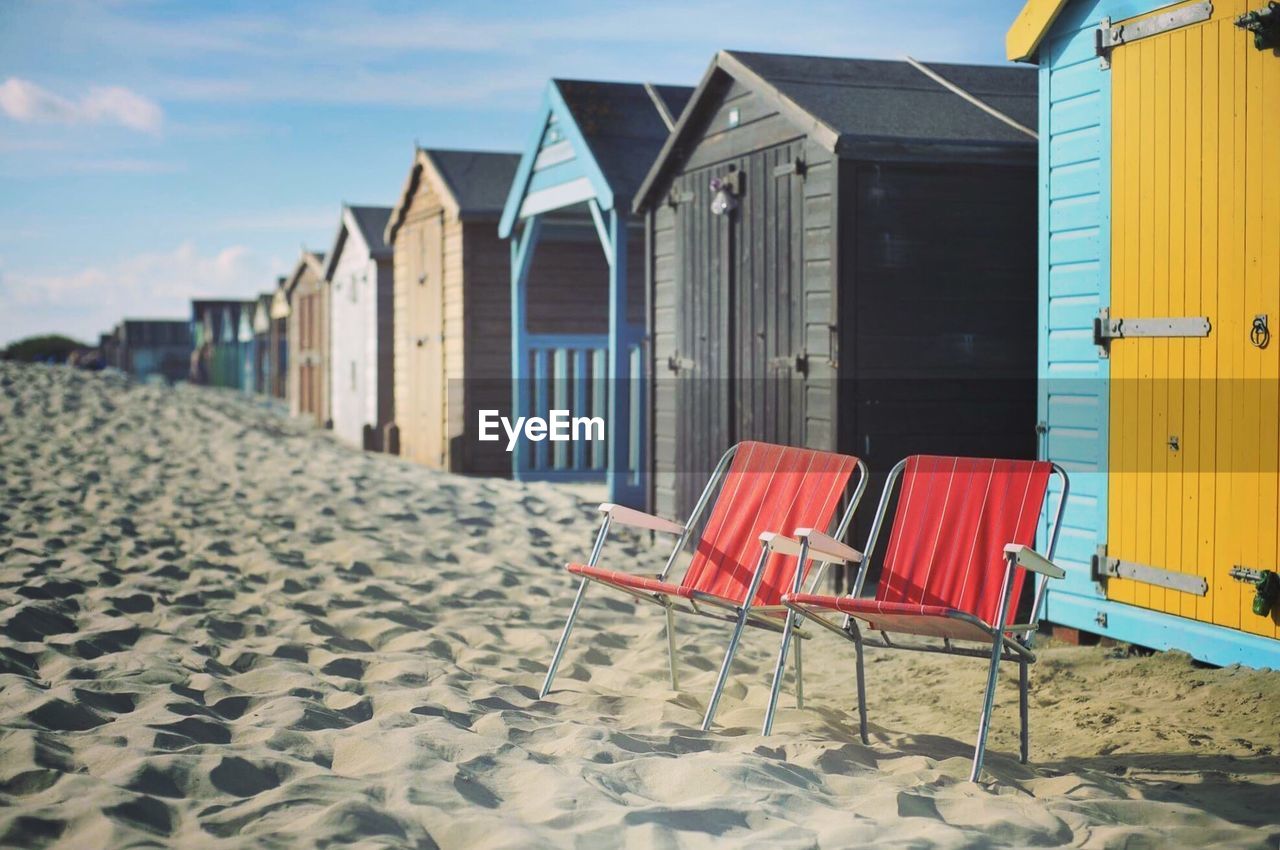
1097, 2, 1214, 68
768, 352, 809, 375
667, 190, 694, 207
1094, 307, 1211, 357
1230, 566, 1280, 617
667, 353, 695, 373
772, 158, 807, 179
1092, 545, 1209, 595
1237, 2, 1280, 50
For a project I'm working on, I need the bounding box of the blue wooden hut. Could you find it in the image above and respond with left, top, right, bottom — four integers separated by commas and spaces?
190, 299, 254, 390
1009, 0, 1280, 667
499, 79, 693, 508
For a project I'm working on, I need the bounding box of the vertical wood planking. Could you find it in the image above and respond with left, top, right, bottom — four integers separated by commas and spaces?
1261, 40, 1280, 639
1165, 27, 1185, 618
1149, 33, 1170, 615
1213, 6, 1240, 630
1110, 36, 1135, 606
1197, 19, 1220, 626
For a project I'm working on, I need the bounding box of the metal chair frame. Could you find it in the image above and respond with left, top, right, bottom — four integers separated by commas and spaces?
540, 442, 869, 732
766, 457, 1069, 782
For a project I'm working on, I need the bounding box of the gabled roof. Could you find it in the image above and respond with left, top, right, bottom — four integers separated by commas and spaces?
1006, 0, 1074, 62
323, 205, 392, 281
498, 79, 693, 237
385, 148, 519, 244
284, 250, 326, 297
634, 51, 1036, 211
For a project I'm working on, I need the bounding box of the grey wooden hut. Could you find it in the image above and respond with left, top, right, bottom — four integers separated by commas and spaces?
634, 51, 1040, 528
115, 319, 191, 382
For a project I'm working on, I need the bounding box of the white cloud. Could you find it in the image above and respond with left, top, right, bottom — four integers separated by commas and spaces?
0, 241, 273, 345
0, 78, 163, 133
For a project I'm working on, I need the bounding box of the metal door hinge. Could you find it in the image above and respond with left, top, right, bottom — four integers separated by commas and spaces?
769, 352, 809, 375
1092, 544, 1209, 595
1094, 307, 1211, 357
667, 190, 694, 207
1097, 2, 1214, 68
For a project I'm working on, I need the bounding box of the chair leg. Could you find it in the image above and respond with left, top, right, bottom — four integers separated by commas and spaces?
794, 634, 804, 709
701, 607, 750, 732
760, 610, 797, 735
665, 605, 679, 691
540, 577, 589, 699
853, 628, 869, 744
1019, 658, 1029, 764
970, 639, 1006, 782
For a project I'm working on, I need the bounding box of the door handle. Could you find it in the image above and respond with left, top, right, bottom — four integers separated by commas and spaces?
1251, 314, 1270, 349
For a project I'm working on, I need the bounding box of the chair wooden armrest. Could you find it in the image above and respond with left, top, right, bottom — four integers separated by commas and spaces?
1003, 544, 1065, 579
796, 528, 864, 564
599, 503, 685, 535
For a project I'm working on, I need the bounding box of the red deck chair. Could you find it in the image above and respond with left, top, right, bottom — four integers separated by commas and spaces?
540, 441, 867, 731
767, 455, 1068, 781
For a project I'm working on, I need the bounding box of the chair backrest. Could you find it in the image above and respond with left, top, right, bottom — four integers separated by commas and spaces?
681, 441, 858, 606
876, 455, 1052, 626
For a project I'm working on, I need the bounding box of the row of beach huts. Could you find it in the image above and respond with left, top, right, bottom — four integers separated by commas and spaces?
97, 0, 1280, 671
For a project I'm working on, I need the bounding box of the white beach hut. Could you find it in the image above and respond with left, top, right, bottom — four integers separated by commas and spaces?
324, 204, 395, 451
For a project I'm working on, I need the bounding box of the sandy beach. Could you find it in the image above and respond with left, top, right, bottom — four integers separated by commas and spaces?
1, 361, 1278, 849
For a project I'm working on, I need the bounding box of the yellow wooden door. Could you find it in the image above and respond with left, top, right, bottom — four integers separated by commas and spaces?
1108, 0, 1279, 639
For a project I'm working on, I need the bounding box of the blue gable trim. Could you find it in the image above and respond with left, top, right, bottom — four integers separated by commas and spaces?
498, 82, 615, 238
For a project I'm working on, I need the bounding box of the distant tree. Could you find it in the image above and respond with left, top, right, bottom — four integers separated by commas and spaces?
2, 334, 90, 363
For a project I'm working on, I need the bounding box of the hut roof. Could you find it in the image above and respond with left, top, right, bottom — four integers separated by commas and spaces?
385, 148, 519, 244
634, 51, 1036, 211
499, 79, 693, 237
554, 80, 693, 205
284, 250, 326, 297
323, 205, 392, 281
1006, 0, 1072, 62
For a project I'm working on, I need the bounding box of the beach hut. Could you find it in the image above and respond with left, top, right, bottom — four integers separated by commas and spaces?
1008, 0, 1280, 667
251, 292, 274, 395
99, 329, 120, 370
633, 51, 1041, 527
325, 205, 395, 451
114, 319, 191, 382
268, 277, 289, 400
499, 79, 693, 508
284, 250, 329, 427
385, 148, 517, 472
190, 300, 254, 390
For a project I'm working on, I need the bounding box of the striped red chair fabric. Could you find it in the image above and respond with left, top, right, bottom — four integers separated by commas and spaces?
770, 455, 1069, 782
541, 441, 867, 732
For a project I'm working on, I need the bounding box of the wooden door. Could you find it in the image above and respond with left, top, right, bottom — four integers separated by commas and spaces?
733, 140, 806, 447
421, 212, 447, 469
671, 141, 807, 517
673, 169, 732, 517
1107, 0, 1279, 639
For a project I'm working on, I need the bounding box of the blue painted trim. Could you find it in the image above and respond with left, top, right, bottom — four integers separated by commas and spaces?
604, 209, 644, 508
533, 350, 549, 470
510, 216, 542, 480
498, 81, 615, 238
499, 89, 552, 239
518, 470, 609, 484
527, 333, 608, 350
573, 349, 589, 470
545, 81, 614, 213
1047, 590, 1280, 670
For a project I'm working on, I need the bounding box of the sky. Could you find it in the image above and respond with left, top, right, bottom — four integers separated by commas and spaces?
0, 0, 1025, 347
